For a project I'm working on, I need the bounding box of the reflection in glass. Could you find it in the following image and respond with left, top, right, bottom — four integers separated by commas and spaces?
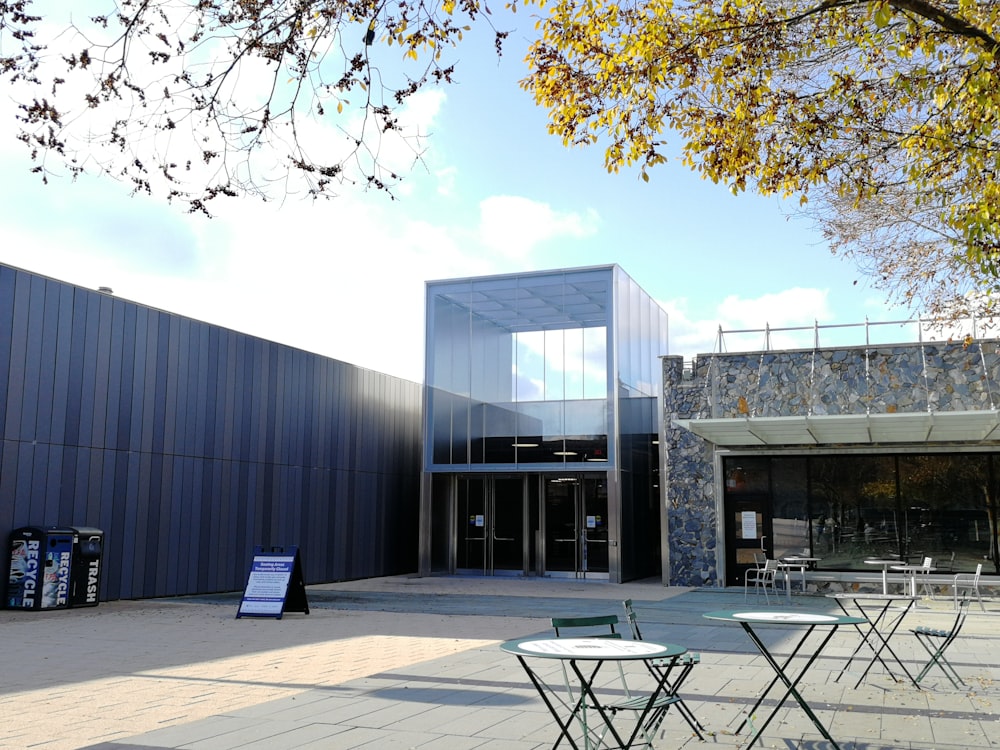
723, 453, 999, 574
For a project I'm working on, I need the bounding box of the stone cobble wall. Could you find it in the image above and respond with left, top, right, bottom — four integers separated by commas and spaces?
661, 340, 1000, 587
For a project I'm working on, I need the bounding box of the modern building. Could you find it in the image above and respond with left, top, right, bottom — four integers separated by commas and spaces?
663, 324, 1000, 588
418, 266, 669, 583
8, 258, 995, 602
0, 263, 422, 601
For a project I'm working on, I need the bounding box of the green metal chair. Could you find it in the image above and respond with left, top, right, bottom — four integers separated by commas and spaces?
551, 614, 622, 639
622, 599, 706, 740
910, 597, 970, 689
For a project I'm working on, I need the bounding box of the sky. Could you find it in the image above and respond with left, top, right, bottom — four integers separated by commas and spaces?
0, 7, 922, 385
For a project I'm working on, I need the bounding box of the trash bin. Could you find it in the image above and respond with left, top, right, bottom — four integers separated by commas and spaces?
69, 527, 104, 607
5, 526, 74, 610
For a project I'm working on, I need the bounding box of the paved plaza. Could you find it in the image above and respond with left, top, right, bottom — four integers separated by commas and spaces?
2, 575, 999, 750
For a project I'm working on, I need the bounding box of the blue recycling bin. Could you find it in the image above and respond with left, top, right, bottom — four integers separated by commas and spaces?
5, 526, 75, 610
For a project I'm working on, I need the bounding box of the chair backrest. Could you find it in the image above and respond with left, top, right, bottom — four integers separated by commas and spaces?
551, 614, 622, 639
950, 596, 971, 636
753, 552, 767, 566
764, 559, 779, 571
622, 599, 642, 640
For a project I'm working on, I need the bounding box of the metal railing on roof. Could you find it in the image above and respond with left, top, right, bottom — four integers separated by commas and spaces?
713, 317, 993, 355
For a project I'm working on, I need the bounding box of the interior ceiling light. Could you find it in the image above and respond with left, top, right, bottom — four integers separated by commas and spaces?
512, 442, 539, 448
553, 450, 577, 456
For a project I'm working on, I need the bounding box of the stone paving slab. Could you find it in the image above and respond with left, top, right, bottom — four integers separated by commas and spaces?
2, 576, 999, 749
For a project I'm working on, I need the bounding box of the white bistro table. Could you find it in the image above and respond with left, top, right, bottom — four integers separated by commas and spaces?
777, 557, 821, 599
891, 563, 936, 596
864, 558, 902, 594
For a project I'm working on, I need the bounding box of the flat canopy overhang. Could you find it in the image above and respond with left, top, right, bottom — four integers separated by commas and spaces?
672, 410, 1000, 446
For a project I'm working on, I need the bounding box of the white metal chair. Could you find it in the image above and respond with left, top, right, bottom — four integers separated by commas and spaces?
916, 556, 935, 596
744, 559, 779, 603
953, 563, 985, 611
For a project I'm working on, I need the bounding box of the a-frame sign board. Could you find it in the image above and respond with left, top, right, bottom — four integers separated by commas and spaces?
236, 545, 310, 619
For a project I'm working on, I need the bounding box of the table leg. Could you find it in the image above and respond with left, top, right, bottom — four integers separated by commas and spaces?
833, 600, 900, 685
515, 655, 587, 750
520, 656, 675, 750
853, 600, 920, 689
732, 624, 815, 735
567, 660, 630, 750
738, 622, 844, 750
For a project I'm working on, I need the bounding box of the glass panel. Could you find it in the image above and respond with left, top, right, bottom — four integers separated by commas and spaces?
739, 453, 1000, 574
426, 271, 615, 468
724, 457, 770, 494
583, 476, 609, 573
900, 454, 990, 572
456, 477, 486, 571
544, 329, 566, 401
582, 326, 608, 399
771, 458, 809, 559
545, 478, 578, 572
514, 331, 545, 402
492, 477, 524, 572
810, 455, 895, 568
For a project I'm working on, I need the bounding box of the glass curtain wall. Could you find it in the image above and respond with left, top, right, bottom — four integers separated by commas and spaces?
723, 453, 999, 574
426, 270, 611, 468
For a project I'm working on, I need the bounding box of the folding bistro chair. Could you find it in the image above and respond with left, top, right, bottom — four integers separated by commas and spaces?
550, 615, 655, 747
744, 558, 779, 603
551, 614, 622, 639
551, 615, 627, 704
910, 597, 970, 688
550, 615, 626, 704
953, 563, 985, 612
622, 599, 706, 739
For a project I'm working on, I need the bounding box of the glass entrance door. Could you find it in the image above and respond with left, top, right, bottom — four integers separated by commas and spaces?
722, 459, 774, 585
455, 476, 525, 575
543, 475, 609, 578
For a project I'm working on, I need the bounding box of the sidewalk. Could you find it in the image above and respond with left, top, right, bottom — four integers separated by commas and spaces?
1, 575, 998, 749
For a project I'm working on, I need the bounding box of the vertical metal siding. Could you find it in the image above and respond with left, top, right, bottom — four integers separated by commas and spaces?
0, 264, 422, 600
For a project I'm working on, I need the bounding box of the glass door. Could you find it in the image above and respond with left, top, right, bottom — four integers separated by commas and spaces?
582, 477, 609, 574
543, 475, 609, 578
456, 476, 487, 573
455, 475, 526, 575
723, 458, 774, 585
491, 476, 525, 574
544, 478, 579, 575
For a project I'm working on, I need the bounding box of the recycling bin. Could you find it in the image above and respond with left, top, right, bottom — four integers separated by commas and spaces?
5, 526, 75, 610
69, 527, 104, 607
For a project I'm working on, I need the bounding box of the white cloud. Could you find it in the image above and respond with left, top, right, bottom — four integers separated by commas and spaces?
478, 196, 599, 259
663, 288, 835, 361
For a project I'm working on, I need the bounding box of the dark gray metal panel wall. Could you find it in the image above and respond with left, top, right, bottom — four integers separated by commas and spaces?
0, 264, 422, 600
